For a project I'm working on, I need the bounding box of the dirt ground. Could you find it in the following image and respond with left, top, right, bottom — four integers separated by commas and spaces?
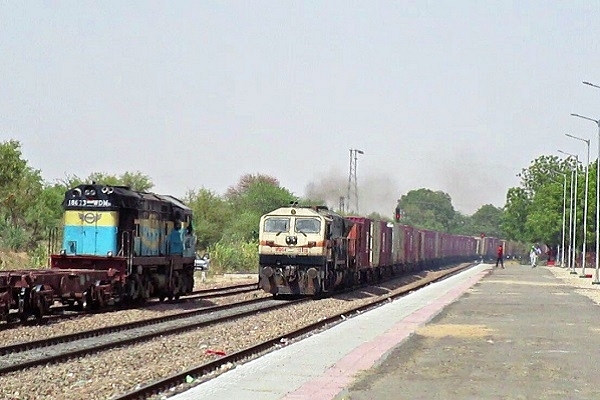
192, 271, 258, 289
0, 251, 31, 270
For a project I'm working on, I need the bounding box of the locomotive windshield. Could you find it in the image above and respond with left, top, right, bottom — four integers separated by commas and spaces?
264, 217, 290, 233
295, 218, 321, 234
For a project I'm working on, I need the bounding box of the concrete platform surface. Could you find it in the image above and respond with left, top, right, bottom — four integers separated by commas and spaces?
169, 263, 490, 400
169, 264, 600, 400
337, 265, 600, 400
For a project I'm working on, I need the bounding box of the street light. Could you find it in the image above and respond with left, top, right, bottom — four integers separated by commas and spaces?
571, 107, 600, 284
549, 169, 568, 267
561, 172, 568, 267
566, 133, 590, 277
555, 171, 568, 267
558, 150, 578, 274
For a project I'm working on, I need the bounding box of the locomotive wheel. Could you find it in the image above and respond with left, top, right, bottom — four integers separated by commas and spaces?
81, 291, 91, 310
18, 288, 30, 323
33, 298, 46, 320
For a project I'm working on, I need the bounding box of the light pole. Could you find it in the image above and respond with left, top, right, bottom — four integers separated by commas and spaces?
566, 133, 590, 277
558, 150, 578, 274
572, 108, 600, 284
550, 169, 568, 267
556, 171, 568, 267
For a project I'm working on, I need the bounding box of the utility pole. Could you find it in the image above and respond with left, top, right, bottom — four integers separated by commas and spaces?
346, 148, 364, 214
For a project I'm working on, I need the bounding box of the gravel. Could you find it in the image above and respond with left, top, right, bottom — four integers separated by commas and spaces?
0, 278, 263, 347
3, 264, 578, 400
546, 264, 600, 304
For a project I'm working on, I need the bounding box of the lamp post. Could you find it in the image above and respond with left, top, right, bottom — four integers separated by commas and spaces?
566, 133, 590, 277
558, 150, 578, 274
558, 171, 568, 267
571, 108, 600, 284
550, 170, 568, 267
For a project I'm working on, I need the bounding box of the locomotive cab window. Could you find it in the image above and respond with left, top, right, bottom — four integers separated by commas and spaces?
295, 218, 321, 234
264, 217, 290, 233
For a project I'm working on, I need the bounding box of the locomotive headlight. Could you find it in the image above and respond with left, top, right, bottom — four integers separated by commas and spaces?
107, 251, 113, 257
59, 249, 66, 256
262, 266, 274, 277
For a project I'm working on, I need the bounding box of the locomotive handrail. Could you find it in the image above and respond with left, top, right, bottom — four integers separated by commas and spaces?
118, 231, 134, 275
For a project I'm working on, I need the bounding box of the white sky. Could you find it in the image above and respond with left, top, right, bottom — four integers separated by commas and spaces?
2, 1, 600, 216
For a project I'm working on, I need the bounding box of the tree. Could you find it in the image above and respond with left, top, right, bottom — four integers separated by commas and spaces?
396, 189, 456, 232
501, 187, 531, 241
517, 155, 566, 195
0, 140, 43, 225
225, 174, 296, 240
502, 155, 578, 246
449, 212, 472, 235
60, 171, 154, 192
470, 204, 503, 238
184, 188, 233, 250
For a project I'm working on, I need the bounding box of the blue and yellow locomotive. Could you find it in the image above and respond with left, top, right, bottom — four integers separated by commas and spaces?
51, 183, 196, 303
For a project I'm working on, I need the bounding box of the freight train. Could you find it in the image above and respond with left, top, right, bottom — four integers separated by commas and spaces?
258, 205, 522, 296
0, 183, 196, 322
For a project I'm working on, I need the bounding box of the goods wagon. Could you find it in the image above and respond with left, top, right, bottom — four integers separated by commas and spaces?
258, 205, 515, 297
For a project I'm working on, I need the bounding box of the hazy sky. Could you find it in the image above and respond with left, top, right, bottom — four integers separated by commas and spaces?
2, 1, 600, 216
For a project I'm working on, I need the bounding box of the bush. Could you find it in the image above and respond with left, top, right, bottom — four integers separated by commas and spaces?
208, 239, 258, 274
0, 223, 28, 252
28, 242, 50, 268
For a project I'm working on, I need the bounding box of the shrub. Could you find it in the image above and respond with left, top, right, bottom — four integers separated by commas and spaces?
208, 239, 258, 274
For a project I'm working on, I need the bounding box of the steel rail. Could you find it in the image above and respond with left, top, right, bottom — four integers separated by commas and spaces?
113, 263, 476, 400
0, 296, 307, 374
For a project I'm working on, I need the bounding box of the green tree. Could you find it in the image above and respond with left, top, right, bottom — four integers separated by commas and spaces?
184, 188, 233, 250
396, 189, 456, 232
517, 155, 566, 195
449, 212, 472, 235
502, 155, 576, 245
0, 140, 43, 226
470, 204, 503, 238
224, 174, 296, 240
0, 140, 50, 251
60, 171, 154, 192
501, 187, 531, 241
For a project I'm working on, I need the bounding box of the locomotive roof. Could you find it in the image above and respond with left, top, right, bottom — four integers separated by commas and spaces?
64, 183, 191, 212
264, 206, 344, 220
155, 194, 191, 212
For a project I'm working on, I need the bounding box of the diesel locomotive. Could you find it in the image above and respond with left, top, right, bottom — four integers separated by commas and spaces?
0, 183, 197, 321
258, 205, 353, 296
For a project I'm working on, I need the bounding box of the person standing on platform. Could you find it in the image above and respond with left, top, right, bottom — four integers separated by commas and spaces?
530, 245, 540, 268
495, 244, 505, 269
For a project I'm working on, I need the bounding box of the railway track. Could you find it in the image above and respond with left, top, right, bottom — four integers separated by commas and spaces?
0, 282, 258, 329
0, 295, 306, 375
113, 263, 475, 400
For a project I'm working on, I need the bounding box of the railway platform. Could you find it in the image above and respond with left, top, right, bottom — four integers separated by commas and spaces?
169, 263, 600, 400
